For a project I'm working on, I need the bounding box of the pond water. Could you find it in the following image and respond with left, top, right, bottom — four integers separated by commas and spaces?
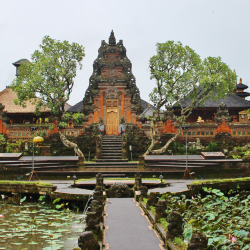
0, 203, 86, 250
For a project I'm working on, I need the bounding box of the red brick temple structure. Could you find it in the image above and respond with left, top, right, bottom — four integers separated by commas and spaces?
69, 30, 143, 135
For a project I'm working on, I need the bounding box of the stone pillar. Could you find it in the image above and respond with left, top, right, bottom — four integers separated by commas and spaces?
95, 173, 104, 191
78, 156, 85, 171
134, 172, 142, 191
96, 135, 102, 159
167, 211, 184, 239
155, 200, 168, 223
187, 232, 208, 250
122, 133, 127, 159
138, 155, 145, 170
146, 192, 158, 210
78, 231, 100, 250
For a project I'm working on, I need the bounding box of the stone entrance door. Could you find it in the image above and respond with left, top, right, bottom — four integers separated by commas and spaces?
106, 99, 119, 135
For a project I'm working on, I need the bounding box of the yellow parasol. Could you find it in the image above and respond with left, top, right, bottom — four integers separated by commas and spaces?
33, 136, 44, 143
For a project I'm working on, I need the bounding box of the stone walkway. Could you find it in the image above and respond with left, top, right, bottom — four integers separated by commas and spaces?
104, 198, 164, 250
42, 179, 199, 196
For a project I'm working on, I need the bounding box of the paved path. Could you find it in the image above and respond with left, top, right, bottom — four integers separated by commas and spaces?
42, 179, 199, 195
149, 179, 198, 194
105, 198, 164, 250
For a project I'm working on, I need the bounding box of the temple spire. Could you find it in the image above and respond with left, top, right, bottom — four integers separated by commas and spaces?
109, 30, 116, 45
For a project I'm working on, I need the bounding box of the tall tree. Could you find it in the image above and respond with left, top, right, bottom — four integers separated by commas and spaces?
144, 41, 236, 156
11, 36, 85, 157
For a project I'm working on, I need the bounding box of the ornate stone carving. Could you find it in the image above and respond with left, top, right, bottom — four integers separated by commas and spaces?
95, 173, 104, 191
105, 86, 119, 99
78, 231, 100, 250
187, 232, 208, 250
106, 183, 133, 198
109, 30, 116, 45
82, 30, 143, 115
155, 200, 168, 223
146, 192, 158, 209
214, 102, 232, 123
139, 186, 148, 199
167, 211, 184, 239
96, 135, 102, 159
134, 172, 142, 191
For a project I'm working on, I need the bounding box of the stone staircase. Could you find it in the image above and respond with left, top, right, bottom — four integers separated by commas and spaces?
85, 135, 138, 171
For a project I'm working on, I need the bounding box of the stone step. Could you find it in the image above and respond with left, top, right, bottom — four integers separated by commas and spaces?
102, 149, 122, 152
86, 161, 134, 165
102, 138, 122, 141
102, 144, 122, 147
102, 153, 122, 156
102, 145, 122, 150
96, 159, 128, 162
101, 157, 123, 160
86, 165, 137, 168
85, 167, 138, 171
102, 142, 122, 145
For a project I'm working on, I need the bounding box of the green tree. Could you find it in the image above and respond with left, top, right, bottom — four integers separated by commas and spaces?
144, 41, 236, 155
0, 134, 6, 152
11, 36, 85, 157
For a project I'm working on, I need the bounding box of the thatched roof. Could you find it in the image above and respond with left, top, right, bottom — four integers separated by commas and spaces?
0, 87, 50, 113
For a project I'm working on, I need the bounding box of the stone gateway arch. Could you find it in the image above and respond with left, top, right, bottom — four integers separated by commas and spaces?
81, 30, 143, 135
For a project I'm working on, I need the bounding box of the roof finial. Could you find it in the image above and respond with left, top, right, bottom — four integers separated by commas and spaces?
239, 78, 242, 84
109, 30, 116, 45
148, 103, 151, 108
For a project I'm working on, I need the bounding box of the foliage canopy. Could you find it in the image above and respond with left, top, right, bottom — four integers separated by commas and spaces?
145, 41, 236, 155
11, 36, 85, 117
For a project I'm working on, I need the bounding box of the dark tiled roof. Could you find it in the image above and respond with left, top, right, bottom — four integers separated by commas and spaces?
12, 59, 30, 66
235, 92, 250, 97
67, 99, 156, 113
236, 83, 248, 90
140, 99, 156, 112
175, 93, 250, 109
67, 100, 83, 112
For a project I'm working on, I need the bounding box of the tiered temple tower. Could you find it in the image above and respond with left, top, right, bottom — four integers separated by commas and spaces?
82, 31, 143, 135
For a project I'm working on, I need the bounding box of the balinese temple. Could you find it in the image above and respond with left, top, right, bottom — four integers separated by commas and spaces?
68, 30, 144, 135
1, 31, 250, 144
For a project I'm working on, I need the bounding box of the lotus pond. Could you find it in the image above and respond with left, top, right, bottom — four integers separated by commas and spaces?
0, 203, 85, 250
157, 188, 250, 249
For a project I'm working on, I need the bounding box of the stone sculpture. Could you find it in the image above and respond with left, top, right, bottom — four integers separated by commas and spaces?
187, 232, 208, 250
78, 231, 100, 250
167, 211, 183, 239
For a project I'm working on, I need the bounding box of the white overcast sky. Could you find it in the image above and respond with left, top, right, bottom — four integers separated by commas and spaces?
1, 0, 250, 106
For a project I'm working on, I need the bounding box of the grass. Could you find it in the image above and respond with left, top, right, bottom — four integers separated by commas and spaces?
0, 180, 53, 186
149, 206, 156, 215
173, 237, 187, 249
142, 198, 148, 205
159, 218, 168, 230
190, 177, 250, 185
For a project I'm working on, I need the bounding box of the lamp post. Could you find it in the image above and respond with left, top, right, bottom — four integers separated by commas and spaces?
73, 175, 77, 185
159, 174, 164, 184
182, 126, 193, 180
29, 127, 40, 181
129, 145, 133, 161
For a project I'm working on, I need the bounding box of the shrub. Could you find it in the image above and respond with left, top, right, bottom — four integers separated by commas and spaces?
173, 237, 187, 249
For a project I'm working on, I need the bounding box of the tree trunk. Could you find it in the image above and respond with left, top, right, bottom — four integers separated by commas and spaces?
144, 126, 181, 156
151, 131, 180, 155
143, 120, 156, 156
59, 131, 85, 159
